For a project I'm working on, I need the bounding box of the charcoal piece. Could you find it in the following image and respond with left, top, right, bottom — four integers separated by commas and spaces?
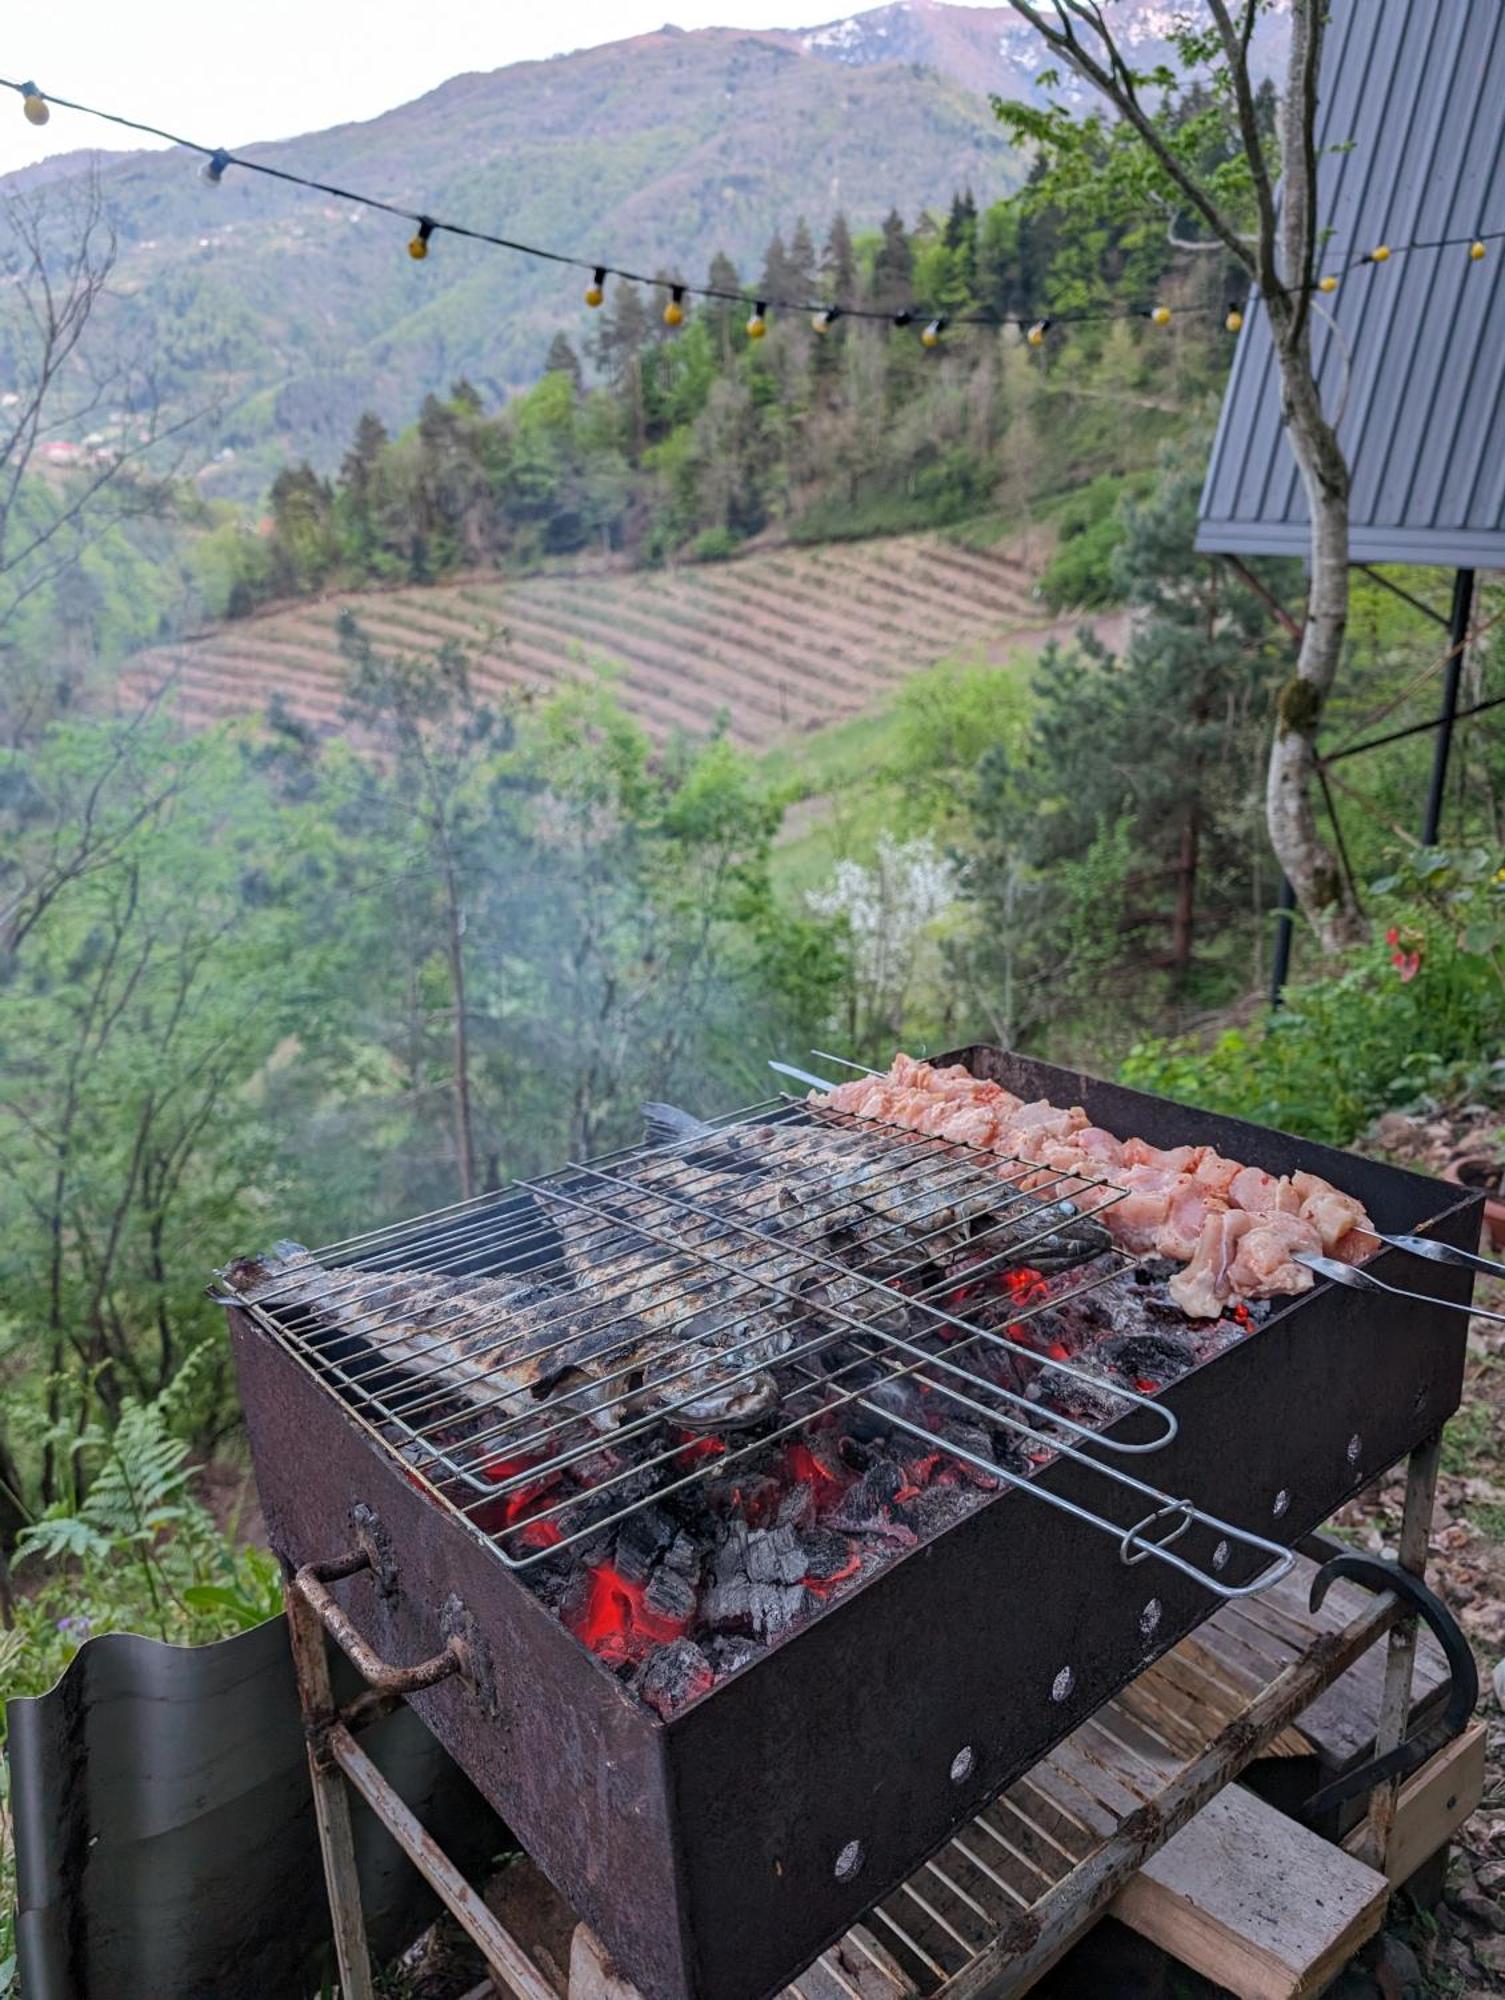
704, 1633, 761, 1675
745, 1523, 807, 1588
635, 1638, 716, 1718
661, 1529, 702, 1581
799, 1527, 855, 1581
777, 1481, 816, 1531
613, 1504, 679, 1585
910, 1482, 985, 1539
644, 1564, 698, 1628
933, 1422, 1004, 1486
831, 1458, 903, 1530
1099, 1329, 1198, 1388
568, 1465, 662, 1534
701, 1573, 807, 1642
1132, 1258, 1180, 1286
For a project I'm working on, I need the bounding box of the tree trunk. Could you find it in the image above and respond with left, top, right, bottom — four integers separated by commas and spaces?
1264, 346, 1366, 953
1171, 804, 1199, 987
441, 855, 477, 1202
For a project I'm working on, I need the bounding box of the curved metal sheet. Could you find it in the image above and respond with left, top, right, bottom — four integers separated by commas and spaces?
8, 1614, 507, 2000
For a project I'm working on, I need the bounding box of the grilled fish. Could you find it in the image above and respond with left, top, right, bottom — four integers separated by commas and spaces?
221, 1239, 782, 1434
640, 1104, 1112, 1276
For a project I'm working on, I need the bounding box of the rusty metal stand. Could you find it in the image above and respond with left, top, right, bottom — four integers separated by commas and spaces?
284, 1555, 557, 2000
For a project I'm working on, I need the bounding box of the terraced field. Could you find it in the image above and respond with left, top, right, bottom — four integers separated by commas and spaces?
123, 532, 1063, 749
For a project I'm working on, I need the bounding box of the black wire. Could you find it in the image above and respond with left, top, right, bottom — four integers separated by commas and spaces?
5, 73, 1503, 330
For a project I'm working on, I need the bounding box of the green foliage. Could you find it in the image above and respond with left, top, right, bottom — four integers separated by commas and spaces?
1122, 858, 1505, 1145
0, 1363, 281, 1982
188, 170, 1235, 615
1037, 472, 1151, 610
953, 438, 1298, 1050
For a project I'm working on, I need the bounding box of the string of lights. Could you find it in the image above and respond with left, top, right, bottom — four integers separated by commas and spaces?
6, 73, 1501, 347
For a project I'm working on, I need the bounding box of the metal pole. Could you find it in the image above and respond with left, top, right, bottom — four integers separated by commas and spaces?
1357, 1431, 1442, 1873
1269, 875, 1297, 1007
1421, 569, 1475, 845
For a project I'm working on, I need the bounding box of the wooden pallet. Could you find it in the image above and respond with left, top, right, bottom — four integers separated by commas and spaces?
447, 1553, 1475, 2000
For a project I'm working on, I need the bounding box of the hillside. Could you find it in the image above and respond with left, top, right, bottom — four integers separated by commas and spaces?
5, 24, 1020, 491
2, 0, 1288, 496
122, 530, 1087, 748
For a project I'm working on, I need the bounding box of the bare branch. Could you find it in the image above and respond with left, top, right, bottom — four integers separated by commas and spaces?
1204, 0, 1281, 299
1005, 0, 1260, 277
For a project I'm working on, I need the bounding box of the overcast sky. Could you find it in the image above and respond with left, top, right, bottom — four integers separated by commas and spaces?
1, 0, 998, 178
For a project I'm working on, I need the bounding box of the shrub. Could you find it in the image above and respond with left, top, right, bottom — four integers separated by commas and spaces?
1037, 472, 1151, 611
1121, 873, 1505, 1145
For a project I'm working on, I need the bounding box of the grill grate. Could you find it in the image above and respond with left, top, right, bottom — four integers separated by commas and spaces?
221, 1096, 1296, 1598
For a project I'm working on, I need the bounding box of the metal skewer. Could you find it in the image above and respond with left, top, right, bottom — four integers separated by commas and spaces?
1296, 1251, 1505, 1324
1358, 1229, 1505, 1282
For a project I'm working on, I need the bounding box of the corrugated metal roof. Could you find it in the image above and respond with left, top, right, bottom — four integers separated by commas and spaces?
1196, 0, 1505, 566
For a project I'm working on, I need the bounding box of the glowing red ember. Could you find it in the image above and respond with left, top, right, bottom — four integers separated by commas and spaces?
569, 1561, 692, 1664
477, 1450, 564, 1545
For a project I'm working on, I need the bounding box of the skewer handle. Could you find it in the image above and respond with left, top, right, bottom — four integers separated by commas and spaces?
1298, 1252, 1505, 1326
1380, 1229, 1505, 1281
768, 1058, 841, 1092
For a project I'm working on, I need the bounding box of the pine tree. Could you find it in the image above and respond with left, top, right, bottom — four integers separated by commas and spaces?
588, 280, 648, 386
787, 218, 818, 299
704, 250, 744, 365
544, 332, 582, 391
943, 191, 978, 304
340, 413, 389, 509
821, 213, 856, 302
759, 230, 795, 301
870, 210, 913, 312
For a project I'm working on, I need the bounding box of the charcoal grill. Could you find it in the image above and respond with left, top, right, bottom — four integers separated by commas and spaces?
222, 1047, 1479, 2000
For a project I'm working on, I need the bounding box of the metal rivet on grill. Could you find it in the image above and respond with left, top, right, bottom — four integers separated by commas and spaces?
1139, 1598, 1162, 1639
834, 1840, 865, 1881
1212, 1539, 1230, 1570
949, 1746, 976, 1783
1050, 1666, 1075, 1703
1346, 1434, 1362, 1466
1272, 1488, 1291, 1518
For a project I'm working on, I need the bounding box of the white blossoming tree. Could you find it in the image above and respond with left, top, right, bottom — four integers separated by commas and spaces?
808, 833, 956, 1047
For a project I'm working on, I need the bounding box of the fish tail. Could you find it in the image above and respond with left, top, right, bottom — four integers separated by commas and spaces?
642, 1101, 717, 1148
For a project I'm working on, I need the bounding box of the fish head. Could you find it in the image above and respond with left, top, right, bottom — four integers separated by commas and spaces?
639, 1350, 782, 1432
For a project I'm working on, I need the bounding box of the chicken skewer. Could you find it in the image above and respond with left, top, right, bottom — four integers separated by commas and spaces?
786, 1053, 1391, 1318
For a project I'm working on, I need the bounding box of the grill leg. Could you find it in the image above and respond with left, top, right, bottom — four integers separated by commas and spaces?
1358, 1431, 1442, 1871
285, 1575, 379, 2000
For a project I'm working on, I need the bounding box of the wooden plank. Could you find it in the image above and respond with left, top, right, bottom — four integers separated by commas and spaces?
1342, 1721, 1487, 1886
1289, 1627, 1448, 1776
1110, 1785, 1388, 2000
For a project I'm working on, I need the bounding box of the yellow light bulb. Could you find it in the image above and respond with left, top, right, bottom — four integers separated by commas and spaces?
1152, 304, 1172, 327
811, 308, 834, 335
1470, 241, 1487, 262
664, 299, 684, 327
1027, 321, 1047, 347
21, 87, 48, 126
1318, 273, 1339, 293
408, 235, 428, 260
746, 311, 767, 339
920, 317, 945, 348
1225, 308, 1244, 333
1370, 244, 1390, 263
585, 267, 606, 307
